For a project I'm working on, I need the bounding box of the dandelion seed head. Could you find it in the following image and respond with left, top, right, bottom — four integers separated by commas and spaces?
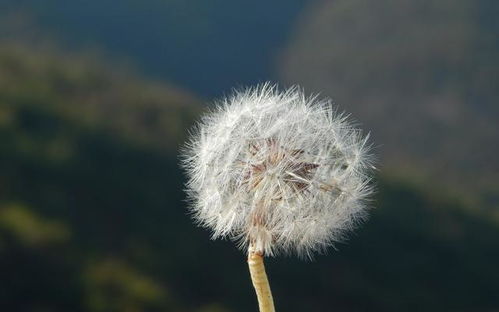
181, 83, 375, 257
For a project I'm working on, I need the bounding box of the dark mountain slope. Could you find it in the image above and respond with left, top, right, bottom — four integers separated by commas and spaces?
280, 0, 499, 203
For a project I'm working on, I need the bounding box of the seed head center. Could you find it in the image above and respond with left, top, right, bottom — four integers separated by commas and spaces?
242, 138, 319, 195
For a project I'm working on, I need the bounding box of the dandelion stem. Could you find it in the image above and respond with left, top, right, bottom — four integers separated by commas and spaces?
248, 248, 276, 312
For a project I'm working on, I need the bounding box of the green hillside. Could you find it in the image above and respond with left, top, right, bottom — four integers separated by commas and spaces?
1, 45, 499, 311
0, 44, 200, 152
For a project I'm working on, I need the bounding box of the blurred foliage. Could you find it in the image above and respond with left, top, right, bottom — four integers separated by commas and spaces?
83, 258, 170, 312
0, 202, 70, 247
0, 44, 201, 153
280, 0, 499, 206
0, 44, 207, 311
0, 23, 498, 312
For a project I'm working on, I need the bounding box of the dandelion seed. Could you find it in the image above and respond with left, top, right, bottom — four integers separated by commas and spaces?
181, 83, 375, 312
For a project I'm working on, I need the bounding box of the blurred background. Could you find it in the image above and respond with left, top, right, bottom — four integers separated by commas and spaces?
0, 0, 498, 311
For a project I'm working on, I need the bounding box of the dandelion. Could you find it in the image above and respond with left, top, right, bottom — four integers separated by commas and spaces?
181, 83, 374, 312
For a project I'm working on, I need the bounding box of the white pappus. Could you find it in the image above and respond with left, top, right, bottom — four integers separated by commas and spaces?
181, 83, 375, 258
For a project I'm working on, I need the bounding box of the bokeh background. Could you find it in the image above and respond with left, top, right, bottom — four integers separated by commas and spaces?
1, 1, 498, 311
